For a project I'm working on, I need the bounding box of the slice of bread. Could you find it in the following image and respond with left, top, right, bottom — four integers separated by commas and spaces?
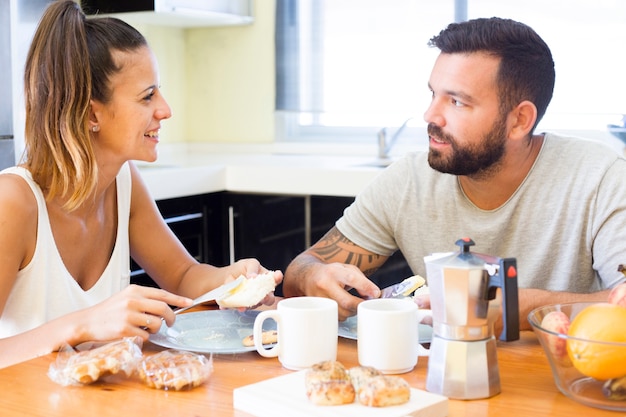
216, 272, 276, 308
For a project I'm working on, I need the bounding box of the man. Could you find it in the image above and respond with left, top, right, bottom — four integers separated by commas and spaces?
282, 17, 626, 329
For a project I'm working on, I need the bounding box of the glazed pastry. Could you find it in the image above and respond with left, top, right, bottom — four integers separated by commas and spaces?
348, 365, 382, 394
61, 338, 142, 385
305, 360, 356, 405
358, 375, 411, 407
137, 350, 213, 391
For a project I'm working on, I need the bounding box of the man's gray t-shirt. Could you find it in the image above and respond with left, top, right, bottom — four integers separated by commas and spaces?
336, 133, 626, 291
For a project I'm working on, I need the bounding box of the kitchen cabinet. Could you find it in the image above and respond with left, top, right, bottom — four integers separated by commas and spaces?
81, 0, 253, 27
131, 192, 412, 294
222, 193, 306, 275
222, 193, 412, 295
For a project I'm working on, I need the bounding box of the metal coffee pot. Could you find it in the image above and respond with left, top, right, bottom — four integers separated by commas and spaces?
424, 237, 519, 399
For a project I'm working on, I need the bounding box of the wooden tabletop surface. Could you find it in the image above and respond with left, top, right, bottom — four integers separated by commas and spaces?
0, 315, 622, 417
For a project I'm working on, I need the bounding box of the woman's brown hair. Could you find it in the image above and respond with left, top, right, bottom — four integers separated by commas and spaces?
23, 0, 146, 211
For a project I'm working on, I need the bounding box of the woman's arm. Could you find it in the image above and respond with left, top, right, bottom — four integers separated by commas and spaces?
127, 163, 281, 298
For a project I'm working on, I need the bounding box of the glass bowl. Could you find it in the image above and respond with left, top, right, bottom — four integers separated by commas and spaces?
528, 302, 626, 411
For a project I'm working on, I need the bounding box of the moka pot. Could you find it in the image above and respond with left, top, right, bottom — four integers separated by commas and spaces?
424, 237, 519, 399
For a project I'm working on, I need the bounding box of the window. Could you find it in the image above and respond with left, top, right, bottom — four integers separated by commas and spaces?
275, 0, 626, 148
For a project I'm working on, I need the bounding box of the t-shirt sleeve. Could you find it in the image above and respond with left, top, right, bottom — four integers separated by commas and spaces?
589, 157, 626, 289
336, 157, 412, 256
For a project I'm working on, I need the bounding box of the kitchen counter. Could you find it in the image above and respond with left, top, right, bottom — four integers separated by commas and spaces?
139, 133, 625, 201
137, 142, 407, 200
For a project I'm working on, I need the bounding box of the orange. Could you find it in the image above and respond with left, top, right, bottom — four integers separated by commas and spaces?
566, 303, 626, 380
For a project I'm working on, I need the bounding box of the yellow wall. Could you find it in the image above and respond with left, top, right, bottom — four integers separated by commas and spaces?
135, 26, 188, 143
133, 0, 276, 144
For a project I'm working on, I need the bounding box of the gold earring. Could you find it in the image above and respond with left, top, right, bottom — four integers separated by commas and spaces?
92, 125, 100, 133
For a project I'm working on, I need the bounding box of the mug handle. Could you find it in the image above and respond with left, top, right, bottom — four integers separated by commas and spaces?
416, 308, 432, 357
253, 310, 280, 358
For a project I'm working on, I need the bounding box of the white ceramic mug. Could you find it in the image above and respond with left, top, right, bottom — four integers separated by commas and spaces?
357, 298, 431, 374
253, 297, 338, 370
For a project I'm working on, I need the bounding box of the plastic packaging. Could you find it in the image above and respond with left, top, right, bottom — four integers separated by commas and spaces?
48, 337, 143, 386
137, 350, 213, 391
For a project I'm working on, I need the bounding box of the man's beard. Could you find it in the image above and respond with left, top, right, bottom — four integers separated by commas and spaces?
427, 117, 507, 178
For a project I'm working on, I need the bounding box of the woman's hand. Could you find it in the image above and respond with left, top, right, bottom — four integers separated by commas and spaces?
73, 285, 192, 343
253, 270, 283, 308
223, 259, 282, 282
221, 259, 283, 308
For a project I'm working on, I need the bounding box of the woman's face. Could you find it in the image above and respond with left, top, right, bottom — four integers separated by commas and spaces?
90, 46, 171, 166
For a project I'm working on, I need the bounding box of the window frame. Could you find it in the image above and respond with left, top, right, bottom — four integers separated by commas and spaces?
274, 0, 626, 153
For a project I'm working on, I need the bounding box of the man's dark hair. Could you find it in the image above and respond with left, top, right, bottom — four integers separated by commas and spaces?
429, 17, 555, 132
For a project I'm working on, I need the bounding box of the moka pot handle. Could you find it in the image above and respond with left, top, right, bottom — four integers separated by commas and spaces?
488, 258, 520, 342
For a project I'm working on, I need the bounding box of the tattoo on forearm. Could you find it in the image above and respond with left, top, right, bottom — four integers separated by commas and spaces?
310, 228, 383, 272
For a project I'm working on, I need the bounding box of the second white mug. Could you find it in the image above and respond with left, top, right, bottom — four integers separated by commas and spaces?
357, 298, 431, 374
253, 296, 338, 370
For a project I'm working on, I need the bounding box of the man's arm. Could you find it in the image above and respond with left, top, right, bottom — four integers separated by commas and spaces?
283, 226, 387, 320
517, 288, 611, 331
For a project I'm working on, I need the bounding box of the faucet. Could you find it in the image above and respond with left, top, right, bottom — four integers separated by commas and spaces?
377, 117, 413, 159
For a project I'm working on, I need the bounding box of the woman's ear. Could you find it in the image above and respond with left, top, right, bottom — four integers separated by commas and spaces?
88, 99, 101, 133
508, 100, 537, 140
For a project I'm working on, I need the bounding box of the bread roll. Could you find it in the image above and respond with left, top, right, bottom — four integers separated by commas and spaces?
357, 375, 411, 407
348, 366, 382, 394
137, 350, 213, 391
242, 330, 278, 347
216, 272, 276, 308
47, 338, 143, 386
305, 361, 356, 405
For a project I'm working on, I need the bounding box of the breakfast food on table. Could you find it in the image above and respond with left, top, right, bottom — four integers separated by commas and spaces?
304, 360, 411, 407
540, 310, 572, 367
305, 360, 356, 405
348, 365, 382, 393
608, 280, 626, 308
379, 275, 426, 298
554, 281, 626, 402
357, 375, 411, 407
600, 271, 626, 400
137, 350, 213, 391
216, 271, 277, 308
566, 302, 626, 381
48, 337, 142, 386
534, 283, 626, 404
242, 330, 278, 347
603, 375, 626, 401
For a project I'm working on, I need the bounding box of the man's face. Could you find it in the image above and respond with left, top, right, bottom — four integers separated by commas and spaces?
427, 116, 507, 176
424, 52, 509, 178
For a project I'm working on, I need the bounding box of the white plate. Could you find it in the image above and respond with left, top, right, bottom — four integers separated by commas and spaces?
338, 315, 433, 343
150, 310, 276, 354
234, 370, 448, 417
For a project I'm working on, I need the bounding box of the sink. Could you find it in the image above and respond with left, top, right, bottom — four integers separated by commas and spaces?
354, 158, 396, 168
608, 124, 626, 145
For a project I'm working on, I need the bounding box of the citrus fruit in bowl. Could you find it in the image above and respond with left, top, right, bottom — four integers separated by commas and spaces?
529, 302, 626, 411
567, 303, 626, 380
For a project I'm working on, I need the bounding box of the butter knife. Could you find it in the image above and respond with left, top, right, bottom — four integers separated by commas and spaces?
379, 275, 426, 299
174, 276, 246, 315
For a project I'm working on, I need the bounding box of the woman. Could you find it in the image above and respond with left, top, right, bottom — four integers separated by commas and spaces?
0, 0, 282, 368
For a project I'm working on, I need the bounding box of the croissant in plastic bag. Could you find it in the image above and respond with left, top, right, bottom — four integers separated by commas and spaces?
137, 350, 214, 391
48, 337, 143, 386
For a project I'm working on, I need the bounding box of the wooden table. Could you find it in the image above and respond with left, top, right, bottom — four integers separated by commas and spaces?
0, 327, 621, 416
